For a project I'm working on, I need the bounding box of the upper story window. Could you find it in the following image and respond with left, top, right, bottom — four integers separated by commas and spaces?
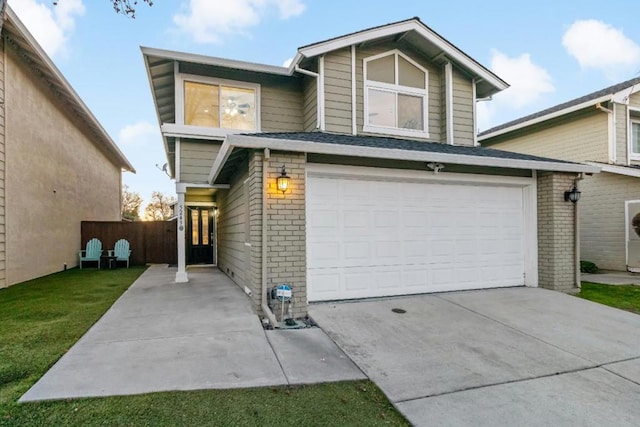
631, 120, 640, 157
363, 50, 428, 138
181, 75, 259, 132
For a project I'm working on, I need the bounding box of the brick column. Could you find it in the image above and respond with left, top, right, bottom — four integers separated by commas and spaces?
537, 172, 578, 292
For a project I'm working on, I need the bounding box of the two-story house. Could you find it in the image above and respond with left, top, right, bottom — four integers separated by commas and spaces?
143, 18, 597, 323
480, 78, 640, 273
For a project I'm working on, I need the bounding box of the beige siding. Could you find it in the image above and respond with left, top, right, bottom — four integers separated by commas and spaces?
614, 102, 628, 164
486, 109, 609, 163
303, 74, 317, 131
629, 92, 640, 109
452, 67, 474, 146
5, 46, 121, 286
179, 141, 220, 183
580, 172, 640, 271
323, 48, 353, 134
261, 81, 304, 132
0, 38, 5, 288
216, 164, 250, 290
354, 42, 443, 141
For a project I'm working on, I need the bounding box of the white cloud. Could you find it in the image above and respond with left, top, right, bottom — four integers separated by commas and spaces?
282, 57, 293, 67
9, 0, 84, 58
118, 121, 158, 145
174, 0, 305, 44
563, 19, 640, 81
477, 50, 555, 131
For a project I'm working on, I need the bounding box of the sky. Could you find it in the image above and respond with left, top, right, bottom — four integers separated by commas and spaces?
9, 0, 640, 207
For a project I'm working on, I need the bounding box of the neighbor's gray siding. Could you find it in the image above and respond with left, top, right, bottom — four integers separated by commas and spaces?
216, 164, 250, 290
452, 67, 474, 146
0, 38, 5, 288
484, 109, 609, 163
580, 172, 640, 271
179, 141, 221, 183
614, 102, 628, 164
323, 48, 353, 134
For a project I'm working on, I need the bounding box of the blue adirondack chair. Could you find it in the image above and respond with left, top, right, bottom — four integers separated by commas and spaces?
79, 238, 102, 269
109, 239, 131, 268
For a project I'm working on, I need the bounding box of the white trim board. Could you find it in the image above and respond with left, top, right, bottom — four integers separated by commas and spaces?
586, 162, 640, 178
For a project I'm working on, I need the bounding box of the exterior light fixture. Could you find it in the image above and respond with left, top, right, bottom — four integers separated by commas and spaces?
564, 184, 581, 204
276, 165, 291, 193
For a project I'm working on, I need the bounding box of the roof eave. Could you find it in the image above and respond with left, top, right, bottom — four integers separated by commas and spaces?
5, 6, 134, 172
209, 134, 599, 184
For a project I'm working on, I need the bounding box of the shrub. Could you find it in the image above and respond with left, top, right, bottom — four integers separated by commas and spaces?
580, 260, 599, 274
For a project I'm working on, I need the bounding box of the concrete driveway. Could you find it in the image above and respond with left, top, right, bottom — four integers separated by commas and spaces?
310, 287, 640, 426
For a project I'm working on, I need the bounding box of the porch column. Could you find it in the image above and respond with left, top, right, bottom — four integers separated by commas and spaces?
175, 189, 188, 283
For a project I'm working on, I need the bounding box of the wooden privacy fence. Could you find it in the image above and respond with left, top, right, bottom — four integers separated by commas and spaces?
81, 221, 177, 266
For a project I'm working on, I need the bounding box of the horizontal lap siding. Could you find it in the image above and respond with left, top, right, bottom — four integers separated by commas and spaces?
452, 67, 474, 146
179, 141, 221, 183
486, 109, 609, 163
615, 103, 628, 164
324, 48, 353, 134
261, 81, 304, 132
303, 75, 318, 131
217, 165, 249, 288
580, 173, 640, 271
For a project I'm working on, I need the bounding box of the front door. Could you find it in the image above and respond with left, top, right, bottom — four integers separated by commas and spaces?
187, 207, 215, 265
626, 201, 640, 272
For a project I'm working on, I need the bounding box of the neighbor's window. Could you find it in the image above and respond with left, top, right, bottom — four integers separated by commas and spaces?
183, 80, 257, 131
632, 120, 640, 156
364, 50, 428, 137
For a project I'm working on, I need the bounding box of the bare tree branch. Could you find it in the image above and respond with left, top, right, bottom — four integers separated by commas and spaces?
53, 0, 153, 18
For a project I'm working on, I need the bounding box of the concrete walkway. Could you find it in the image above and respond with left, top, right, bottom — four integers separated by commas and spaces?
582, 271, 640, 285
20, 265, 364, 402
311, 287, 640, 426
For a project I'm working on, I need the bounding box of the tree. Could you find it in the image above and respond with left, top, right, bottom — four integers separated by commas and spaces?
144, 191, 176, 221
53, 1, 153, 18
122, 184, 143, 221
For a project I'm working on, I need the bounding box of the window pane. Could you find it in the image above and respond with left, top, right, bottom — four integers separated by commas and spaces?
367, 54, 395, 84
368, 89, 396, 127
398, 56, 425, 89
202, 210, 209, 245
633, 123, 640, 154
191, 210, 199, 245
184, 81, 219, 126
398, 94, 424, 130
221, 86, 256, 130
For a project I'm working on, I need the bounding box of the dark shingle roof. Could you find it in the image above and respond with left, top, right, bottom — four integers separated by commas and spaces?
252, 131, 576, 165
479, 76, 640, 138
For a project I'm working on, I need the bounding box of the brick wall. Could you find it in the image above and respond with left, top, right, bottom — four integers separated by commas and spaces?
248, 150, 307, 320
537, 172, 578, 292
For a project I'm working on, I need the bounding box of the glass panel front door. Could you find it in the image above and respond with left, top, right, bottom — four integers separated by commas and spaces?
187, 207, 215, 265
627, 201, 640, 271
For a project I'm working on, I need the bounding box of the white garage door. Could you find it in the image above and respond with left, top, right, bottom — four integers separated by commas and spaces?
307, 170, 527, 301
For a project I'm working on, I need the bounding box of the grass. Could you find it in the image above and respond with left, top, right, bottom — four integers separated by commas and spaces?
0, 267, 407, 426
579, 282, 640, 314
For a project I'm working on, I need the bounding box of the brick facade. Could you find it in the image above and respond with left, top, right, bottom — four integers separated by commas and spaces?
537, 171, 578, 292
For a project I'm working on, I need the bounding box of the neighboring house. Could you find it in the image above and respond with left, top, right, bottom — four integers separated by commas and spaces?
143, 18, 596, 321
0, 7, 134, 288
480, 77, 640, 273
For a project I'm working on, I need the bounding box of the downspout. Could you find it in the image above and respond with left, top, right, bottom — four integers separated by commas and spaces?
574, 173, 584, 289
596, 102, 615, 163
261, 148, 279, 327
295, 65, 321, 130
444, 61, 454, 145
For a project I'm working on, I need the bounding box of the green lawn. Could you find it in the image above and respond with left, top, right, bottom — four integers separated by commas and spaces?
0, 267, 407, 426
579, 282, 640, 314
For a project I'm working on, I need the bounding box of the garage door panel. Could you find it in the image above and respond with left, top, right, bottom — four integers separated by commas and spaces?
307, 174, 527, 301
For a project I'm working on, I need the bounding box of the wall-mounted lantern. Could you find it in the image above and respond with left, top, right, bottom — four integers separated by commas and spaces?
564, 184, 581, 204
276, 165, 291, 194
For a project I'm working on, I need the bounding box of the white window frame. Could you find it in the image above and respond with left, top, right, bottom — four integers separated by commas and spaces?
629, 108, 640, 161
363, 49, 429, 138
176, 73, 261, 137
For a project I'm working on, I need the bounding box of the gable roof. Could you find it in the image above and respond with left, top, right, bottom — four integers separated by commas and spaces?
293, 17, 508, 99
479, 77, 640, 141
4, 6, 134, 172
208, 132, 599, 184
